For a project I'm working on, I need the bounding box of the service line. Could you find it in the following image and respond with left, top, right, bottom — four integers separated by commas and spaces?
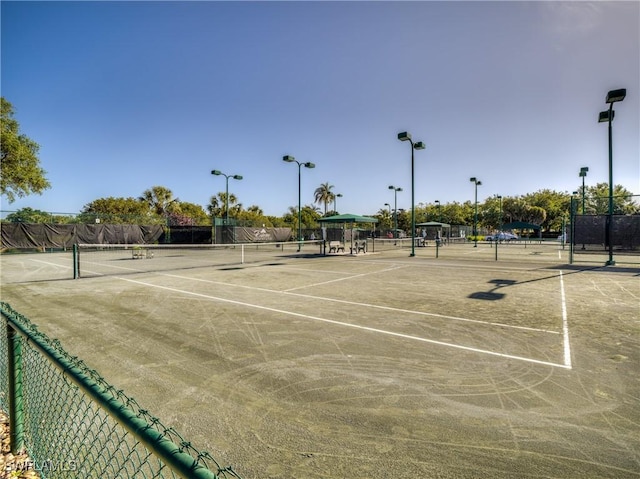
119, 276, 571, 369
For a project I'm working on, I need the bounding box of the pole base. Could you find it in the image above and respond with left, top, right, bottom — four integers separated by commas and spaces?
605, 259, 616, 266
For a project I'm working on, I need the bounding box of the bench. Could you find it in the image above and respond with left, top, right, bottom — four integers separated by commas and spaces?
355, 241, 366, 254
328, 241, 345, 253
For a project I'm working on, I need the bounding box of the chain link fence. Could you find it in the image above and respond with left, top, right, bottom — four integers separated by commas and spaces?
0, 302, 242, 479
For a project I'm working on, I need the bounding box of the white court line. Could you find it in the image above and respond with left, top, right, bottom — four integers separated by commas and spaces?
559, 271, 572, 368
283, 264, 405, 292
163, 272, 559, 334
118, 276, 571, 369
29, 258, 74, 270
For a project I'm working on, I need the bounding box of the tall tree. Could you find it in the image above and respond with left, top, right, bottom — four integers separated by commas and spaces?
314, 182, 335, 216
207, 192, 239, 218
138, 186, 178, 217
79, 197, 150, 224
0, 98, 51, 202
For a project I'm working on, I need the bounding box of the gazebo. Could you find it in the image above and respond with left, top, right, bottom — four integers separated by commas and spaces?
416, 221, 451, 242
319, 213, 379, 252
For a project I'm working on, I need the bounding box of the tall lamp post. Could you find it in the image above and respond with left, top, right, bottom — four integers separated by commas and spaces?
598, 88, 626, 266
388, 186, 402, 240
211, 170, 243, 225
333, 193, 343, 214
579, 167, 589, 215
397, 132, 425, 257
283, 155, 315, 250
469, 177, 482, 247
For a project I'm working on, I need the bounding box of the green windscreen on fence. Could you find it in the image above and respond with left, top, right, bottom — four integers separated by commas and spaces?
0, 302, 242, 479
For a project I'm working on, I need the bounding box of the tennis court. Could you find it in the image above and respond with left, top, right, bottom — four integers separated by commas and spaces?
1, 243, 639, 478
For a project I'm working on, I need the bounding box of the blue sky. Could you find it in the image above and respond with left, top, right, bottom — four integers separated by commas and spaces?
2, 1, 638, 217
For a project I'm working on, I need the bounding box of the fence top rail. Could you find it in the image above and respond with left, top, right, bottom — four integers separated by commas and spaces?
0, 301, 242, 479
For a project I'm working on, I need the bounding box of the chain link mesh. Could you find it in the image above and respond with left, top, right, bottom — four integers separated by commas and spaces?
0, 302, 242, 479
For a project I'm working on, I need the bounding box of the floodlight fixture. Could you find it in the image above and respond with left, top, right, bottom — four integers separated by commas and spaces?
606, 89, 626, 104
598, 110, 614, 123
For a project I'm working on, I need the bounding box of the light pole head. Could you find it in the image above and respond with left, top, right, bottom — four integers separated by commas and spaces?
336, 193, 343, 198
606, 89, 626, 104
598, 110, 614, 123
477, 181, 482, 186
304, 162, 315, 169
232, 175, 243, 180
282, 155, 295, 163
579, 167, 588, 177
435, 200, 440, 205
414, 141, 425, 150
470, 177, 477, 183
388, 185, 395, 190
211, 170, 222, 176
397, 131, 411, 141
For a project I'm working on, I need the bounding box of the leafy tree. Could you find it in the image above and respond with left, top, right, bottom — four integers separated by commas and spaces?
169, 201, 209, 226
584, 183, 638, 215
1, 98, 50, 202
4, 207, 51, 223
78, 197, 150, 224
314, 182, 335, 216
236, 205, 274, 227
522, 189, 568, 231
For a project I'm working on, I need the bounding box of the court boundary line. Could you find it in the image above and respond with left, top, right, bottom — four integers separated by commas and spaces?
161, 272, 560, 335
559, 271, 572, 368
117, 276, 571, 369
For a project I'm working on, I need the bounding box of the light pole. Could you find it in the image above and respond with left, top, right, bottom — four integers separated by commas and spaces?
470, 177, 482, 247
333, 193, 343, 214
598, 88, 626, 266
570, 191, 578, 264
283, 155, 315, 250
397, 132, 425, 257
211, 170, 243, 225
388, 186, 402, 240
579, 167, 589, 215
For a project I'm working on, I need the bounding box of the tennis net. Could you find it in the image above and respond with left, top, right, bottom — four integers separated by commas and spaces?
74, 241, 324, 278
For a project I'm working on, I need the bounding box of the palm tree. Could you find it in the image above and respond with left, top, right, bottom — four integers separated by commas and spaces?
207, 192, 239, 218
139, 186, 178, 217
314, 182, 335, 216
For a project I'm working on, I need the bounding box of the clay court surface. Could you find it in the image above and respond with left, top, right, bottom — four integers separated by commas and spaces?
1, 243, 639, 478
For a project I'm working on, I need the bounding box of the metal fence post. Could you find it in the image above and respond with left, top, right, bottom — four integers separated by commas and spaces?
6, 323, 25, 453
73, 243, 79, 279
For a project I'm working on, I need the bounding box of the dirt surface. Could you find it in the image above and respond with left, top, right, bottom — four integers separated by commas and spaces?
1, 243, 639, 478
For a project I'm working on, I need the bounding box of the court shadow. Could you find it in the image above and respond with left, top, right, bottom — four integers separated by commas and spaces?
468, 279, 517, 301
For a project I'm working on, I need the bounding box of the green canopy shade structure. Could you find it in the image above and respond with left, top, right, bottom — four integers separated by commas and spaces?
319, 213, 378, 253
499, 221, 540, 230
416, 221, 451, 228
